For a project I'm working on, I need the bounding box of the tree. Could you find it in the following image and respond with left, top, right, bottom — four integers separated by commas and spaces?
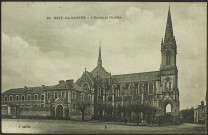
76, 101, 91, 121
131, 102, 143, 124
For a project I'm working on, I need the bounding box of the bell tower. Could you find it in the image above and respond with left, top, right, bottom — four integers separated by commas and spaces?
159, 6, 180, 124
160, 6, 177, 72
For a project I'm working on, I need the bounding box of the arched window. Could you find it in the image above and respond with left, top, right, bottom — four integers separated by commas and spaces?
72, 92, 76, 99
34, 94, 38, 100
120, 84, 125, 95
165, 82, 168, 90
82, 83, 89, 90
4, 96, 8, 101
129, 83, 135, 96
112, 85, 117, 96
27, 95, 31, 101
41, 94, 44, 101
138, 83, 144, 95
164, 78, 171, 91
169, 82, 171, 91
9, 95, 13, 101
148, 82, 154, 95
166, 51, 171, 65
88, 95, 91, 101
54, 92, 58, 99
116, 89, 120, 97
81, 93, 84, 102
16, 95, 19, 101
21, 95, 25, 101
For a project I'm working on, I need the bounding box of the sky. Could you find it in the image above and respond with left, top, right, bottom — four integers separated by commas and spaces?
1, 2, 207, 110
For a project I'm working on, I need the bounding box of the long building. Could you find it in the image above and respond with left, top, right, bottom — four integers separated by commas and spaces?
1, 7, 180, 123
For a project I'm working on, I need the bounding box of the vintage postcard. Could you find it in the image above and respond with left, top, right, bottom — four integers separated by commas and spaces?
1, 2, 207, 134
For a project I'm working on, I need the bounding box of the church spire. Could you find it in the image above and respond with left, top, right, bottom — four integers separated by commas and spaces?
164, 6, 174, 43
98, 39, 102, 67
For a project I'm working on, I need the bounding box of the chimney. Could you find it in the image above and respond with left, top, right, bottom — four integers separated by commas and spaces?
24, 86, 27, 90
66, 79, 74, 87
201, 101, 204, 108
59, 80, 65, 84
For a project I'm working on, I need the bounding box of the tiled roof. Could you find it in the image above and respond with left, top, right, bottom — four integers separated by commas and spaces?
111, 71, 160, 83
85, 71, 95, 81
2, 87, 43, 95
2, 80, 88, 95
91, 65, 110, 78
44, 82, 69, 90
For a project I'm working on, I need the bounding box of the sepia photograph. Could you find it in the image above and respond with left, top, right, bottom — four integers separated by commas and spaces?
1, 2, 207, 134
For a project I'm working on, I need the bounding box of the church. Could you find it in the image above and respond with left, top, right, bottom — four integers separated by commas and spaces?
1, 7, 180, 123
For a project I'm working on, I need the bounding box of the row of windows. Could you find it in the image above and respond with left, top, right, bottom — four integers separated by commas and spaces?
72, 92, 91, 101
97, 83, 154, 97
3, 94, 44, 102
16, 103, 44, 108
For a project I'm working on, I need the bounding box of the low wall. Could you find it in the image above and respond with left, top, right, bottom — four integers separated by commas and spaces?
1, 105, 9, 115
70, 115, 91, 121
19, 107, 51, 118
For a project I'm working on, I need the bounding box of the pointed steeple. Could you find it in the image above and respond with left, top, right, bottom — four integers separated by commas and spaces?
164, 6, 174, 43
98, 39, 102, 66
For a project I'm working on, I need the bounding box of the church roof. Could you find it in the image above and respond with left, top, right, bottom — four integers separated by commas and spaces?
111, 71, 160, 83
91, 65, 110, 79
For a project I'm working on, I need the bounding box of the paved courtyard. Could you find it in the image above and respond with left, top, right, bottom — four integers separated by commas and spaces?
2, 119, 206, 134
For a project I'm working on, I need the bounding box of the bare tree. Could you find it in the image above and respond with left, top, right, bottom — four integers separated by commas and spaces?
76, 101, 91, 121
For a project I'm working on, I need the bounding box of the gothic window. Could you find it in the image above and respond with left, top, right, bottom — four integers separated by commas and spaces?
139, 83, 144, 95
112, 85, 117, 95
27, 95, 31, 101
169, 82, 171, 91
129, 83, 135, 96
81, 93, 84, 102
82, 83, 89, 90
88, 95, 91, 101
165, 82, 168, 90
148, 82, 154, 95
166, 51, 171, 65
164, 78, 171, 91
72, 92, 76, 99
116, 89, 120, 97
120, 84, 125, 95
